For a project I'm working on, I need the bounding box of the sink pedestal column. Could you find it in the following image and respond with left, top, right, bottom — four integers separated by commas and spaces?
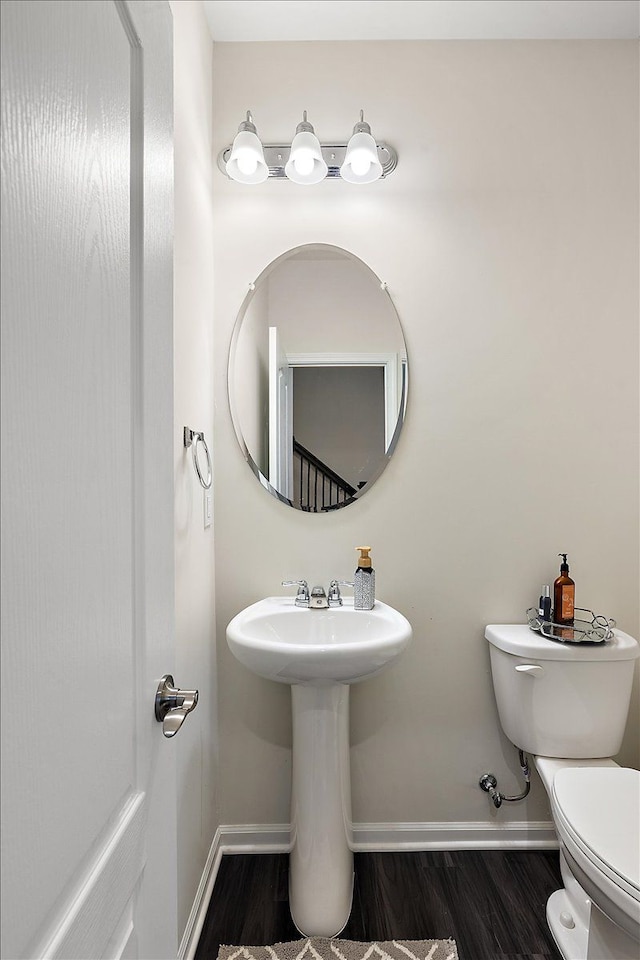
289, 683, 353, 937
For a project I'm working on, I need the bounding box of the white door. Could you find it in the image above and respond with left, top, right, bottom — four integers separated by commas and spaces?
1, 2, 181, 958
268, 326, 293, 499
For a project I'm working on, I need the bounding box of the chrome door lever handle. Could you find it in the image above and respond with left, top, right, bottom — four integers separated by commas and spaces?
155, 675, 198, 738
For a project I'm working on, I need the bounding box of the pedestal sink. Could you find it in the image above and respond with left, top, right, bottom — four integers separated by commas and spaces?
226, 596, 412, 937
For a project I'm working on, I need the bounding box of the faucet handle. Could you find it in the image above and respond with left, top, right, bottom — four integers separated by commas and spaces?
328, 580, 354, 606
282, 578, 309, 591
282, 579, 310, 606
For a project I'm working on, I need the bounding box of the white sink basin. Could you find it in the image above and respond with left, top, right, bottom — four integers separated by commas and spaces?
226, 596, 412, 685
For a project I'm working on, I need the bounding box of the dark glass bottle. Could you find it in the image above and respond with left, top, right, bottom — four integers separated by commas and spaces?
553, 554, 575, 625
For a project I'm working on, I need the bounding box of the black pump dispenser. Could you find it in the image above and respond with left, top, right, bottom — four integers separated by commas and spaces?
559, 553, 569, 574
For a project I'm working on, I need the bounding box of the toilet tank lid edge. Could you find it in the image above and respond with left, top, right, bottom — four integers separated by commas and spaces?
484, 623, 639, 661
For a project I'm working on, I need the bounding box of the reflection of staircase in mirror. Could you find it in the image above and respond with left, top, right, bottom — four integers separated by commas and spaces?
293, 438, 358, 512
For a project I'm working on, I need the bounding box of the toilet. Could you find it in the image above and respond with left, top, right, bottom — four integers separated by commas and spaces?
485, 623, 640, 960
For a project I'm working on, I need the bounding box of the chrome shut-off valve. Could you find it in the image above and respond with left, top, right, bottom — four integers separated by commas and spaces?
479, 773, 503, 808
479, 749, 531, 808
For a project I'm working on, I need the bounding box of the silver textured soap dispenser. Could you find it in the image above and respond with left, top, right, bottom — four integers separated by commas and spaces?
354, 546, 375, 610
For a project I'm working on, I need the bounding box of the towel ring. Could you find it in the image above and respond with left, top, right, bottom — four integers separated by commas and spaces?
184, 426, 212, 490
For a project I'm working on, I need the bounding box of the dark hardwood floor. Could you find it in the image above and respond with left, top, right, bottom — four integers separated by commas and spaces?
194, 851, 563, 960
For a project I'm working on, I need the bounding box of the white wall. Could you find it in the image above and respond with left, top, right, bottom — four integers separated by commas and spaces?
171, 0, 218, 939
212, 41, 639, 830
269, 259, 404, 353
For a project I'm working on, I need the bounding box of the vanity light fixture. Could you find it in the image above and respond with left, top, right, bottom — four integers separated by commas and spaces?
284, 112, 328, 185
218, 110, 397, 184
340, 111, 384, 184
225, 111, 269, 184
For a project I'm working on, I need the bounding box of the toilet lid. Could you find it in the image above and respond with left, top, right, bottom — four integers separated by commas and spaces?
553, 767, 640, 895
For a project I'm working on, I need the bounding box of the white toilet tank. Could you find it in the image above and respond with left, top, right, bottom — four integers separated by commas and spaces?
485, 624, 639, 758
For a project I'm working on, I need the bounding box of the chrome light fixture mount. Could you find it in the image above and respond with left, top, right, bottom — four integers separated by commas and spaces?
218, 109, 397, 183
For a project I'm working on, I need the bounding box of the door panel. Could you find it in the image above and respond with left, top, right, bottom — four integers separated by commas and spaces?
0, 2, 176, 957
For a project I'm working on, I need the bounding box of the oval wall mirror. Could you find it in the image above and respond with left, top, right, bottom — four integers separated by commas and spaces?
228, 244, 408, 512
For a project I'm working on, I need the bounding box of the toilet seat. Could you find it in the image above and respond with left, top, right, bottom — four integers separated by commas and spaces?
552, 767, 640, 942
553, 767, 639, 899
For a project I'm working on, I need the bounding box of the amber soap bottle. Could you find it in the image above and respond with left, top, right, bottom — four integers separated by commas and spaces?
553, 553, 575, 625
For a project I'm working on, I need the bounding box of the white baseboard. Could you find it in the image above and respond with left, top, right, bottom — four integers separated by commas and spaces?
178, 826, 224, 960
352, 820, 558, 851
177, 824, 291, 960
178, 819, 558, 958
216, 823, 293, 854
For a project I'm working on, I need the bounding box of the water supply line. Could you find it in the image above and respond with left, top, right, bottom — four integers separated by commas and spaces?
479, 749, 531, 808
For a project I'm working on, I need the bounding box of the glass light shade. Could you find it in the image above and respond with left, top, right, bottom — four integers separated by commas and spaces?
284, 131, 328, 185
340, 131, 383, 184
226, 130, 268, 184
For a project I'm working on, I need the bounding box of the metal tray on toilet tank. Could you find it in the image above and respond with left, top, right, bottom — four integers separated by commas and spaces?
526, 607, 615, 644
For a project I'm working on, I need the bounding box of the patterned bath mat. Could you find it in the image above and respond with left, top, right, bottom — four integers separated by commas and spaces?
217, 938, 459, 960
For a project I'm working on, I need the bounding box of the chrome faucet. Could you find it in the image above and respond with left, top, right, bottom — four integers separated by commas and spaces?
328, 580, 353, 607
283, 579, 354, 609
282, 580, 310, 607
329, 580, 353, 607
309, 586, 329, 609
